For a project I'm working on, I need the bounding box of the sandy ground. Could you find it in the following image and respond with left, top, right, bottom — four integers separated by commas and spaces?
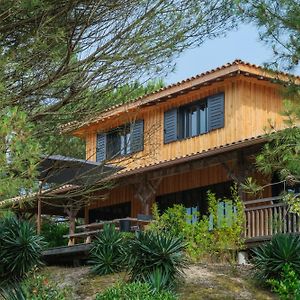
44, 264, 277, 300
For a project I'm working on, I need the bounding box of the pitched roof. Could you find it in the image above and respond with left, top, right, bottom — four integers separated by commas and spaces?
62, 59, 299, 135
109, 134, 267, 178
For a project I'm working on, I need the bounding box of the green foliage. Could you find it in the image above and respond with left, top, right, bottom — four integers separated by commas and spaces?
89, 224, 127, 275
252, 234, 300, 281
236, 0, 300, 70
22, 272, 68, 300
282, 192, 300, 215
144, 268, 171, 293
40, 219, 69, 249
0, 216, 45, 284
95, 282, 177, 300
0, 107, 41, 200
127, 231, 187, 289
0, 0, 235, 169
149, 187, 245, 262
0, 283, 26, 300
268, 264, 300, 300
149, 203, 195, 238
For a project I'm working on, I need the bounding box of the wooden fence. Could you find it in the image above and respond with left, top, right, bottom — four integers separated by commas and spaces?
244, 196, 300, 241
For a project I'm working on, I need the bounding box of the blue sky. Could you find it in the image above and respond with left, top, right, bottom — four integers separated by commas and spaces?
165, 24, 295, 84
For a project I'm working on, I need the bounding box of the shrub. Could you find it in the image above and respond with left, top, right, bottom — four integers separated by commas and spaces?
127, 231, 187, 289
95, 282, 177, 300
252, 234, 300, 281
0, 216, 45, 283
149, 186, 245, 262
41, 219, 69, 248
150, 203, 194, 238
268, 264, 300, 300
89, 224, 127, 275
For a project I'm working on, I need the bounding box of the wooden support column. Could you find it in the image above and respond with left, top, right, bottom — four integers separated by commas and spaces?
84, 206, 89, 225
220, 150, 252, 200
37, 196, 42, 235
133, 176, 162, 215
64, 206, 80, 246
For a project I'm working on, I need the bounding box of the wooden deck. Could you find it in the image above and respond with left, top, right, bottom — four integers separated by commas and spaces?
244, 196, 300, 240
43, 196, 300, 265
43, 243, 92, 265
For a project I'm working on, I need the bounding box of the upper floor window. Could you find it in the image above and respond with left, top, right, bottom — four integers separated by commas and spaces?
107, 125, 132, 158
164, 92, 224, 144
96, 120, 144, 162
178, 101, 208, 139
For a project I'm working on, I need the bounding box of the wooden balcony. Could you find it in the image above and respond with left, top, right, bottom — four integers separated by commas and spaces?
244, 196, 300, 245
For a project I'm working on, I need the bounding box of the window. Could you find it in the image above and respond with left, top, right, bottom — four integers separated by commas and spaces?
164, 92, 224, 144
106, 125, 131, 159
178, 101, 208, 139
96, 120, 144, 162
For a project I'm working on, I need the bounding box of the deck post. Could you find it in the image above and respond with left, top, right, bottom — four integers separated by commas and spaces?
64, 206, 80, 246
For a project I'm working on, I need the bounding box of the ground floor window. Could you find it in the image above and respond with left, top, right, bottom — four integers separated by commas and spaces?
155, 181, 233, 219
89, 202, 131, 223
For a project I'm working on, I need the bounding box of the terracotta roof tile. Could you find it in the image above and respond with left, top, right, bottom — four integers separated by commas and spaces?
110, 134, 267, 179
62, 59, 299, 134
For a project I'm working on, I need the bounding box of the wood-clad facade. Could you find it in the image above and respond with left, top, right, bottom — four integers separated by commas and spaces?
83, 76, 283, 172
66, 60, 298, 241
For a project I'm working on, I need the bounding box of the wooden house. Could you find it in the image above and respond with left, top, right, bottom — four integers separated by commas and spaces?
3, 60, 300, 253
60, 59, 300, 244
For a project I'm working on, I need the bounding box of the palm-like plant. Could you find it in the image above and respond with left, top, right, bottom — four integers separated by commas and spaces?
127, 231, 187, 289
89, 224, 127, 275
252, 234, 300, 281
0, 216, 45, 283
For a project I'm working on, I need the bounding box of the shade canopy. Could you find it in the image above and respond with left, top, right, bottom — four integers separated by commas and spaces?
39, 155, 121, 186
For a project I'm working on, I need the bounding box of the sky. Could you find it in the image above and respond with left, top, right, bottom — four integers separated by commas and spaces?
165, 24, 294, 84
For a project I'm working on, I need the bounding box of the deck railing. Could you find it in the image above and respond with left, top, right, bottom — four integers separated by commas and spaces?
244, 196, 300, 241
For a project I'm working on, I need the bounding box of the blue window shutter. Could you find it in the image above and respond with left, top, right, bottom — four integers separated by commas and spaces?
192, 206, 198, 224
207, 93, 224, 131
209, 214, 214, 231
96, 133, 106, 162
164, 108, 178, 143
217, 201, 225, 228
225, 201, 233, 227
131, 120, 144, 153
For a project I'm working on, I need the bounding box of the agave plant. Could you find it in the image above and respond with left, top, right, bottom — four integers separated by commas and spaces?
145, 268, 171, 292
252, 234, 300, 281
89, 224, 127, 275
127, 231, 187, 289
0, 216, 45, 283
0, 283, 27, 300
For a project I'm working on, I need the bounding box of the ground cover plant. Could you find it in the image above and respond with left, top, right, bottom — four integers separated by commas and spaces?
268, 264, 300, 299
95, 282, 177, 300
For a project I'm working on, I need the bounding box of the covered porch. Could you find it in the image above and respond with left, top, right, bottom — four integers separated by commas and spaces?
2, 141, 300, 262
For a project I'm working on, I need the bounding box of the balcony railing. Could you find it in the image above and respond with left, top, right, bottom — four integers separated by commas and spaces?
244, 196, 300, 242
